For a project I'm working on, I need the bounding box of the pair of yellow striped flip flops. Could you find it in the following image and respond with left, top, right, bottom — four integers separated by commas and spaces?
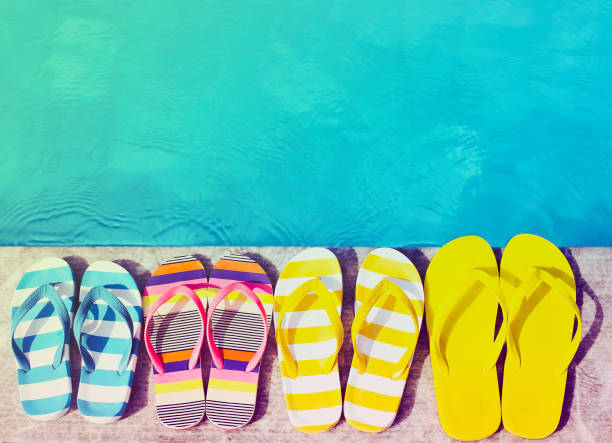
425, 234, 581, 440
274, 247, 423, 433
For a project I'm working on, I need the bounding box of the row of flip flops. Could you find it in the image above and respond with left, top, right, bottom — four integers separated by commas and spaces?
10, 248, 416, 430
9, 253, 273, 428
10, 234, 581, 439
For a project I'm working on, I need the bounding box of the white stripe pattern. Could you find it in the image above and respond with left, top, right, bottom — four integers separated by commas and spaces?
13, 316, 66, 339
286, 405, 343, 428
18, 378, 72, 401
80, 318, 141, 341
357, 268, 424, 296
78, 384, 133, 403
274, 274, 343, 297
344, 401, 397, 427
363, 305, 419, 333
280, 372, 341, 395
347, 367, 407, 397
282, 338, 339, 362
22, 345, 70, 370
355, 334, 408, 364
279, 308, 340, 329
14, 282, 74, 305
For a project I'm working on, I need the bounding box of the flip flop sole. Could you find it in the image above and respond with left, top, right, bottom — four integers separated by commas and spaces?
13, 257, 75, 421
206, 253, 273, 429
424, 236, 502, 441
345, 248, 424, 433
501, 234, 577, 439
274, 248, 343, 433
144, 256, 207, 429
77, 261, 142, 423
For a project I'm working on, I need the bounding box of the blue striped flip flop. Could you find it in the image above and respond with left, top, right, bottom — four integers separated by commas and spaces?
73, 261, 142, 423
11, 257, 75, 421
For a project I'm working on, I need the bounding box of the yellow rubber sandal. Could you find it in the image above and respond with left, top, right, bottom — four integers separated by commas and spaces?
424, 236, 506, 441
344, 248, 424, 433
274, 248, 344, 433
501, 234, 582, 439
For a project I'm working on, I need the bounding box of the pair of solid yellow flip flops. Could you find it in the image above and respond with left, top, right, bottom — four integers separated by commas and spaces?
425, 234, 582, 440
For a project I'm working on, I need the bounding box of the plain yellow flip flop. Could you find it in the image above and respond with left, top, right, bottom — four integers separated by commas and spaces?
425, 236, 506, 441
501, 234, 582, 439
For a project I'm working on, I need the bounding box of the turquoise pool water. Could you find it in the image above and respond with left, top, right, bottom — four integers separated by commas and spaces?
1, 1, 611, 246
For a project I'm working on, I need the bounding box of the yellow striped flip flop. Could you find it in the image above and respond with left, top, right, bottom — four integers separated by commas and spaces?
344, 248, 424, 433
274, 248, 344, 433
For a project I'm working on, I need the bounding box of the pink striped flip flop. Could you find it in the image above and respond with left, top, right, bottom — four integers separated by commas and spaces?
205, 253, 273, 429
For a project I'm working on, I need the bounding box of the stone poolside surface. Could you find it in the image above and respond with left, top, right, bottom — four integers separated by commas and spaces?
0, 247, 609, 442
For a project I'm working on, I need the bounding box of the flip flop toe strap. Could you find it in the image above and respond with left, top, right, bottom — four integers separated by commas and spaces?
144, 285, 206, 375
11, 284, 71, 372
351, 278, 420, 379
277, 278, 344, 379
506, 267, 582, 373
207, 282, 269, 373
431, 267, 507, 375
74, 286, 135, 375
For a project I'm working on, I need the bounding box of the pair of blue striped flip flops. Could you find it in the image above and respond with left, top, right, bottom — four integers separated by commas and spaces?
11, 258, 142, 423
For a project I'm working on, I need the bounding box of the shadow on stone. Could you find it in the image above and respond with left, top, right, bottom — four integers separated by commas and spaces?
330, 247, 359, 395
63, 255, 89, 286
245, 252, 279, 288
63, 255, 89, 412
123, 345, 152, 418
492, 247, 503, 268
394, 325, 431, 426
398, 247, 431, 283
394, 248, 431, 425
229, 251, 279, 424
114, 258, 152, 418
557, 248, 603, 431
192, 253, 214, 278
114, 258, 151, 293
251, 326, 276, 424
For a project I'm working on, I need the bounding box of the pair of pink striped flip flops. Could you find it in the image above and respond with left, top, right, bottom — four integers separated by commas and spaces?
142, 254, 273, 429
